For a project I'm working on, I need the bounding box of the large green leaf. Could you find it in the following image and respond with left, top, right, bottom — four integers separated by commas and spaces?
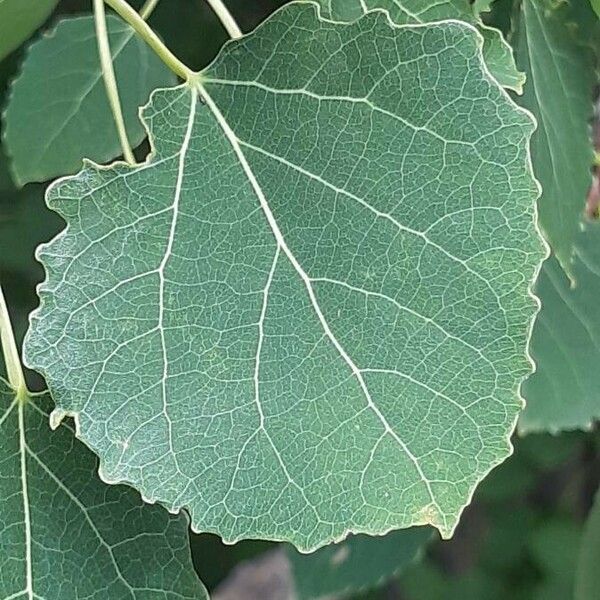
575, 489, 600, 600
521, 224, 600, 433
315, 0, 524, 92
0, 379, 207, 599
0, 0, 57, 61
24, 4, 544, 551
288, 528, 431, 599
513, 0, 596, 274
3, 15, 175, 186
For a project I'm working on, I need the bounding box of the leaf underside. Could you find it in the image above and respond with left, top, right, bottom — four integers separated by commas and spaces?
316, 0, 524, 92
521, 224, 600, 433
24, 4, 544, 551
0, 380, 207, 600
3, 15, 175, 186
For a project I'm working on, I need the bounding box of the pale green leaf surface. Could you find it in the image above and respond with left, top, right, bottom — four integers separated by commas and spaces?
2, 15, 175, 186
24, 4, 544, 551
0, 0, 57, 61
316, 0, 524, 92
521, 224, 600, 433
575, 490, 600, 600
513, 0, 595, 274
288, 527, 431, 599
0, 379, 207, 600
589, 0, 600, 19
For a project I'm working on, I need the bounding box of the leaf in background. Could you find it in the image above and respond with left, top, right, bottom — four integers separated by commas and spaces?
0, 101, 63, 344
513, 0, 596, 275
0, 0, 58, 61
0, 187, 63, 347
401, 562, 509, 600
521, 224, 600, 433
528, 518, 582, 599
0, 379, 207, 599
315, 0, 524, 92
0, 189, 62, 277
288, 528, 431, 599
575, 490, 600, 600
589, 0, 600, 19
24, 5, 544, 550
3, 14, 175, 186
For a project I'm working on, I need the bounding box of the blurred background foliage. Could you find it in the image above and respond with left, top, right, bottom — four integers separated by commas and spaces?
0, 0, 599, 598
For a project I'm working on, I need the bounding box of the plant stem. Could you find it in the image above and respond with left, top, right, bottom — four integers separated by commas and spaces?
94, 0, 136, 165
104, 0, 195, 80
0, 284, 28, 400
205, 0, 242, 39
139, 0, 159, 19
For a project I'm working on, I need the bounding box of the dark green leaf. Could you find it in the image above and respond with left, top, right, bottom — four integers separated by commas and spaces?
289, 528, 431, 599
0, 0, 57, 61
513, 0, 596, 273
3, 15, 175, 185
24, 4, 544, 550
521, 225, 600, 433
0, 379, 207, 599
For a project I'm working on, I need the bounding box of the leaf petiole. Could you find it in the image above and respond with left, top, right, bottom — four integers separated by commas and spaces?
139, 0, 160, 19
205, 0, 242, 39
94, 0, 136, 164
103, 0, 195, 81
0, 283, 28, 402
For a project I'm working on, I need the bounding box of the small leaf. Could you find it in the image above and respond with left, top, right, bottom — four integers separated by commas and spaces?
521, 224, 600, 433
3, 15, 175, 186
575, 490, 600, 600
316, 0, 524, 92
25, 4, 544, 551
513, 0, 596, 274
0, 379, 207, 599
0, 0, 57, 61
288, 528, 431, 599
589, 0, 600, 19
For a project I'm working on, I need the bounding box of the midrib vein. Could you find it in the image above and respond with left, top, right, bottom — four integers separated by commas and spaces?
199, 77, 505, 316
18, 403, 33, 600
199, 83, 441, 518
25, 445, 137, 599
